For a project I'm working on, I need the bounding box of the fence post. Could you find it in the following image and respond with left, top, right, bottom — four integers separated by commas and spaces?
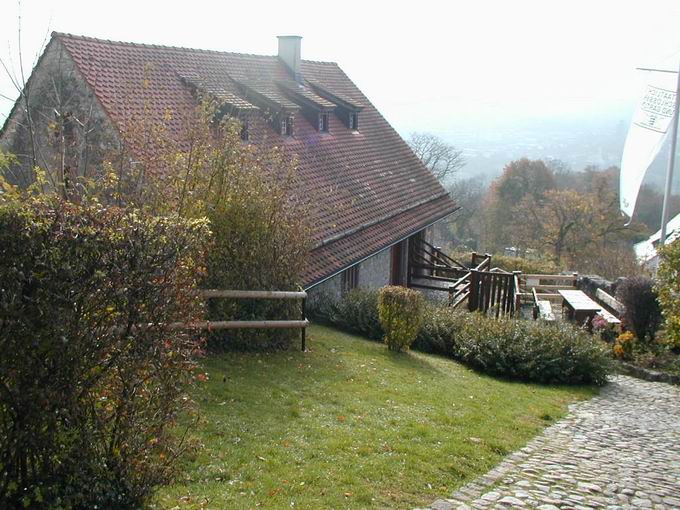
448, 285, 453, 307
513, 271, 522, 316
572, 272, 579, 289
301, 296, 307, 352
468, 269, 479, 312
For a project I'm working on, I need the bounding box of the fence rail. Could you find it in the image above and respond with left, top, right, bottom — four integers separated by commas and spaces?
176, 289, 308, 350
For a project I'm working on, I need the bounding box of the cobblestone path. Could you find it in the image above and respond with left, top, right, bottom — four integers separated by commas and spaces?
424, 376, 680, 510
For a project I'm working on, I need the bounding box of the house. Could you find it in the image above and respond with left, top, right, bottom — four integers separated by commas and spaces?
0, 33, 457, 299
634, 212, 680, 270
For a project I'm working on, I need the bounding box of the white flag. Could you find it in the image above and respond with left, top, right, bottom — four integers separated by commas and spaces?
620, 72, 677, 218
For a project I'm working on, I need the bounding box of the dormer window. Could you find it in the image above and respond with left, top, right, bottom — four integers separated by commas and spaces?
280, 115, 293, 136
348, 112, 359, 131
318, 112, 329, 133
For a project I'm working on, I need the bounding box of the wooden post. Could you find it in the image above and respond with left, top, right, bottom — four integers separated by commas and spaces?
513, 271, 522, 316
301, 296, 307, 352
572, 272, 579, 289
468, 269, 479, 312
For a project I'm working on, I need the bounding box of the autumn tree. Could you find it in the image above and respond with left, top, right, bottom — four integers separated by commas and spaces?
408, 132, 465, 182
485, 158, 556, 251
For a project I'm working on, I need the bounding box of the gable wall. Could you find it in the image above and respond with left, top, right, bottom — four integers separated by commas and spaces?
0, 39, 121, 188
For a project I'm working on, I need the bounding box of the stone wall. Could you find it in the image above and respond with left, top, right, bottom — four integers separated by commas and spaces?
1, 38, 121, 189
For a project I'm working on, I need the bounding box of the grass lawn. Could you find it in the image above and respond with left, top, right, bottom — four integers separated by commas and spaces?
154, 325, 597, 509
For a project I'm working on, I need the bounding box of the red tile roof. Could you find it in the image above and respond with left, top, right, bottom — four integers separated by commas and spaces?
53, 33, 457, 287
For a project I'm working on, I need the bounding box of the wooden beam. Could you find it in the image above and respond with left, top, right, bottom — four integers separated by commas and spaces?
201, 289, 307, 300
168, 319, 309, 330
522, 274, 578, 281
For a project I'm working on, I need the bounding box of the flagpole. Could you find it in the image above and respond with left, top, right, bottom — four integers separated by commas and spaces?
659, 59, 680, 246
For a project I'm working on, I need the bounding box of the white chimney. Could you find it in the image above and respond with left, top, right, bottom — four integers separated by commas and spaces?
277, 35, 302, 82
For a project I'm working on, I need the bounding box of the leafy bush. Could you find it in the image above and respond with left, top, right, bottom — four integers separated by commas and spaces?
163, 114, 312, 351
657, 241, 680, 349
448, 313, 610, 385
616, 276, 662, 343
378, 286, 425, 352
412, 304, 460, 355
309, 289, 383, 340
0, 199, 207, 509
311, 287, 609, 384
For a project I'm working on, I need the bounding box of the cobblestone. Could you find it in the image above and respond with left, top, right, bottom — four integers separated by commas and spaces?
425, 376, 680, 510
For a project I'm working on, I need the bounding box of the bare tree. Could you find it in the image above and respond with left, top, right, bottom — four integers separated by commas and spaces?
408, 132, 465, 182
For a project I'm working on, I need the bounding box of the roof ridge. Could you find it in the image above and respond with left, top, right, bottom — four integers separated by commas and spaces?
52, 32, 337, 65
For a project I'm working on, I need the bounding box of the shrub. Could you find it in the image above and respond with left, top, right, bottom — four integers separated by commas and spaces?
613, 331, 636, 360
312, 287, 609, 384
449, 314, 610, 385
616, 276, 662, 343
309, 289, 383, 340
592, 314, 618, 343
164, 114, 312, 351
657, 240, 680, 349
0, 199, 207, 509
412, 304, 460, 355
378, 286, 425, 352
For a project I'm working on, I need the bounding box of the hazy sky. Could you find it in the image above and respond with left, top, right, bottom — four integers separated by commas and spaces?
1, 0, 680, 136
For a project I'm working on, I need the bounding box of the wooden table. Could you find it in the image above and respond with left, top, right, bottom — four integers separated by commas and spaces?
558, 289, 602, 327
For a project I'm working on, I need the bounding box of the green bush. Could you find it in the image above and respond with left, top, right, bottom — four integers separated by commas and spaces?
0, 199, 207, 509
450, 314, 610, 385
163, 114, 312, 351
309, 289, 383, 340
315, 289, 609, 384
378, 286, 425, 352
656, 241, 680, 349
412, 304, 460, 355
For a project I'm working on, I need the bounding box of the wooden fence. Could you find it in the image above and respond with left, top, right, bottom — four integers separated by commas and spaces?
466, 269, 516, 317
447, 253, 511, 313
408, 238, 469, 291
170, 289, 309, 351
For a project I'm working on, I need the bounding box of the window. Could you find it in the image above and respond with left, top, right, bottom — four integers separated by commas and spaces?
318, 112, 329, 133
342, 265, 359, 293
348, 112, 358, 131
280, 115, 293, 136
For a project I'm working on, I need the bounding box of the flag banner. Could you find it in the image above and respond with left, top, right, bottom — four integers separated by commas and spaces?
620, 72, 677, 218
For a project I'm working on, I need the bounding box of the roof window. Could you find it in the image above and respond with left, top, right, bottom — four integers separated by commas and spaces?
348, 112, 359, 131
318, 112, 329, 133
280, 115, 293, 136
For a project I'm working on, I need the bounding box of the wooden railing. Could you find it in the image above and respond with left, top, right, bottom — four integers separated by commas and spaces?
408, 238, 469, 291
447, 253, 492, 309
170, 289, 309, 351
518, 273, 578, 304
467, 268, 516, 317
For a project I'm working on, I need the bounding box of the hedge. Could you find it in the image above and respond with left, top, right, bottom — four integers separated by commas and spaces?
310, 290, 610, 385
0, 199, 208, 509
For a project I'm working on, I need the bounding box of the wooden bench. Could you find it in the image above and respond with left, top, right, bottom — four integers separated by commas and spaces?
531, 288, 556, 321
595, 308, 621, 327
595, 288, 624, 315
536, 300, 556, 321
